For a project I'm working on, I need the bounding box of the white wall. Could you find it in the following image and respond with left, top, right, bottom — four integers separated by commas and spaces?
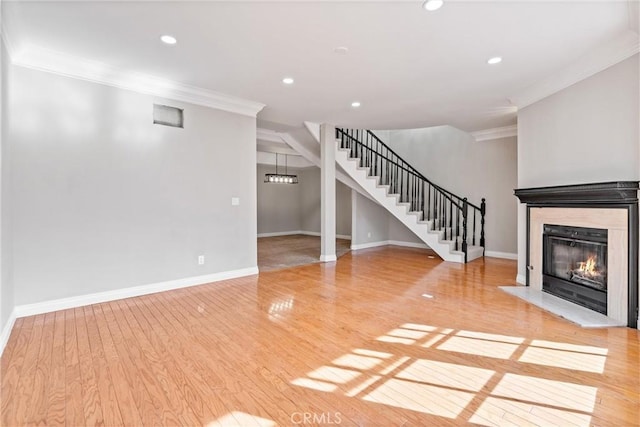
517, 54, 640, 281
385, 126, 518, 254
1, 30, 14, 336
7, 64, 258, 306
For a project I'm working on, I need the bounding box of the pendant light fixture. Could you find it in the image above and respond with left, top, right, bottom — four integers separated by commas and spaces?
264, 153, 298, 184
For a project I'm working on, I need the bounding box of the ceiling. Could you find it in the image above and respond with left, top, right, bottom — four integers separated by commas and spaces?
3, 1, 638, 132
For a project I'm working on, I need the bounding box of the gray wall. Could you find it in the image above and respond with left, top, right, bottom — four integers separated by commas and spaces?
299, 167, 322, 233
297, 166, 351, 236
351, 191, 390, 246
385, 126, 518, 254
1, 36, 14, 332
257, 163, 302, 234
7, 64, 258, 306
388, 217, 423, 245
517, 54, 640, 280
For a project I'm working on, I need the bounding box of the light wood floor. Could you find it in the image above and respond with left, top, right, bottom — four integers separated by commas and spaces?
258, 234, 351, 272
1, 247, 639, 426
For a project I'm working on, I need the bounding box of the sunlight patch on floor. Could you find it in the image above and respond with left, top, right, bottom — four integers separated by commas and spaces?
437, 335, 520, 359
491, 373, 597, 413
332, 353, 384, 370
395, 359, 495, 392
518, 345, 607, 373
307, 366, 361, 385
456, 330, 525, 344
363, 377, 475, 418
290, 323, 607, 425
401, 323, 439, 332
471, 396, 592, 427
345, 374, 382, 397
207, 411, 276, 427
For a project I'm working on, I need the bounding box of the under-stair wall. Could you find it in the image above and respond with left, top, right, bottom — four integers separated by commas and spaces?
383, 126, 517, 258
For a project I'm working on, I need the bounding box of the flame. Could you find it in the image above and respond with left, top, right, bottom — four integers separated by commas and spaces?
578, 256, 598, 276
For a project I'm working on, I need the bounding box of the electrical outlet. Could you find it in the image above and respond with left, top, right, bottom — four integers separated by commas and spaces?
367, 232, 371, 238
198, 255, 205, 265
231, 197, 240, 206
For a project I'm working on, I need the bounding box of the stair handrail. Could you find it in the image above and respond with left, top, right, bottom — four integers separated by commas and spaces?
336, 131, 463, 209
336, 127, 486, 261
366, 130, 481, 211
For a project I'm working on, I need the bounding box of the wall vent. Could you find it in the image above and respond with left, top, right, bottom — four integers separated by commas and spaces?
153, 104, 184, 128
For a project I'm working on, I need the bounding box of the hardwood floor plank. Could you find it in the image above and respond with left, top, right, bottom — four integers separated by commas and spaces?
44, 310, 67, 426
0, 317, 31, 425
101, 301, 165, 426
91, 304, 143, 426
83, 305, 124, 426
74, 306, 105, 426
29, 312, 56, 424
64, 308, 85, 426
1, 245, 639, 426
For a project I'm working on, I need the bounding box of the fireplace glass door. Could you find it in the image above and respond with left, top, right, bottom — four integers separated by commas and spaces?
542, 225, 608, 314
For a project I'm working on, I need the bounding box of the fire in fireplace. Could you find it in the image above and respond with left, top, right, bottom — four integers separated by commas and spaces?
542, 224, 608, 314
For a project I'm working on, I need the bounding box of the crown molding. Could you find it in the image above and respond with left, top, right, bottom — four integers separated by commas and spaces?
509, 30, 639, 109
471, 124, 517, 142
10, 44, 265, 117
257, 127, 285, 143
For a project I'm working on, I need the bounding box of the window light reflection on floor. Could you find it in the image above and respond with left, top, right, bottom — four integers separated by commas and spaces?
207, 411, 276, 427
518, 339, 608, 373
290, 323, 607, 425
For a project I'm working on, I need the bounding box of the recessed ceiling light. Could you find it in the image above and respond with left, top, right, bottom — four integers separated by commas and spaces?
160, 35, 177, 45
282, 77, 294, 85
334, 46, 349, 55
487, 56, 502, 65
423, 0, 444, 11
351, 101, 361, 108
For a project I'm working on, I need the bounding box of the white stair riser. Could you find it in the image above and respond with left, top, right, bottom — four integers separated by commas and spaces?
337, 148, 464, 263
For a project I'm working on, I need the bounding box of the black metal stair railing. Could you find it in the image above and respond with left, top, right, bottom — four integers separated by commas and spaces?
336, 128, 486, 262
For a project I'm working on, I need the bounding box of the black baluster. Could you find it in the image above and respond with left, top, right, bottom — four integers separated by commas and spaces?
455, 207, 460, 251
473, 211, 477, 246
427, 185, 431, 221
462, 198, 468, 263
480, 198, 486, 249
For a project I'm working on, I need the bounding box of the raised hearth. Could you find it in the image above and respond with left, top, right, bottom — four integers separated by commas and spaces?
515, 181, 639, 328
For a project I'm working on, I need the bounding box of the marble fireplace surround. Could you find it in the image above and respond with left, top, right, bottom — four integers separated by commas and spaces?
515, 182, 639, 328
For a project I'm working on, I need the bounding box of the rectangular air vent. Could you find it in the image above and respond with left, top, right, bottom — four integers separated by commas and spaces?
153, 104, 184, 128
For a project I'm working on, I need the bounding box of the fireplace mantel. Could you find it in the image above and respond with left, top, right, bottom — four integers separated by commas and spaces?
515, 181, 639, 205
515, 181, 639, 328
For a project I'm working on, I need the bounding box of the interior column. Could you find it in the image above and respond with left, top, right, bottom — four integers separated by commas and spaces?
320, 123, 336, 262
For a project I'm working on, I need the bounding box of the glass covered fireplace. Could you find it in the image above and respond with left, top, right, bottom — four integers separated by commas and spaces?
542, 224, 608, 314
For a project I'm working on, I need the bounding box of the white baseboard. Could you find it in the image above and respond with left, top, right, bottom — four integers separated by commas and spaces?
257, 231, 302, 238
388, 240, 430, 249
485, 251, 518, 260
516, 274, 526, 285
319, 254, 337, 262
350, 241, 389, 251
13, 266, 259, 319
258, 230, 352, 240
0, 309, 17, 358
351, 240, 431, 251
300, 231, 321, 237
